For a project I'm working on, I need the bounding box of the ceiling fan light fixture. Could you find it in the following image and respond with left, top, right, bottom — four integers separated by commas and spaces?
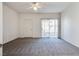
33, 7, 38, 11
29, 2, 43, 11
31, 2, 39, 11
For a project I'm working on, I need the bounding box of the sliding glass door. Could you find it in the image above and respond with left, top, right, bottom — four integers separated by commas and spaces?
41, 18, 58, 38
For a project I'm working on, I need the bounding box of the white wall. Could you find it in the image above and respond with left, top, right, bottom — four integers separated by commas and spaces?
61, 3, 79, 47
0, 2, 3, 56
3, 5, 19, 44
0, 2, 3, 44
19, 13, 60, 38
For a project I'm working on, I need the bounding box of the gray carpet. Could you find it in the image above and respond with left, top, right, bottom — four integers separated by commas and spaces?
3, 38, 79, 56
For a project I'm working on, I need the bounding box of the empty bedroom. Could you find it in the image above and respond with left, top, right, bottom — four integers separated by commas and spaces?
0, 2, 79, 56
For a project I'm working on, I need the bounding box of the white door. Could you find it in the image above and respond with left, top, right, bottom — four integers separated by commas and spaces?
23, 19, 33, 37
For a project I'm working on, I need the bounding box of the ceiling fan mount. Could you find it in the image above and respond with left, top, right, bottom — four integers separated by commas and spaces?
32, 2, 37, 4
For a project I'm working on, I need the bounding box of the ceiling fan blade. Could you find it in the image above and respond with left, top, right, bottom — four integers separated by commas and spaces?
37, 5, 42, 8
26, 7, 32, 9
39, 3, 47, 8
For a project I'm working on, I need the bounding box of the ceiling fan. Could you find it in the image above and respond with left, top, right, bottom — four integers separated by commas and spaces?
27, 2, 47, 11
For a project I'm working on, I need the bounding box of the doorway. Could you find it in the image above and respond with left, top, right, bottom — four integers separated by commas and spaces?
41, 18, 58, 38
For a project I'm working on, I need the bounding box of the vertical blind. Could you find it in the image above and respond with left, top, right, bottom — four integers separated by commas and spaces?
41, 18, 58, 37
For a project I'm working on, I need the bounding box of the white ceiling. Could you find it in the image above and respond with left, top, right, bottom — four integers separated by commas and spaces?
4, 2, 70, 13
